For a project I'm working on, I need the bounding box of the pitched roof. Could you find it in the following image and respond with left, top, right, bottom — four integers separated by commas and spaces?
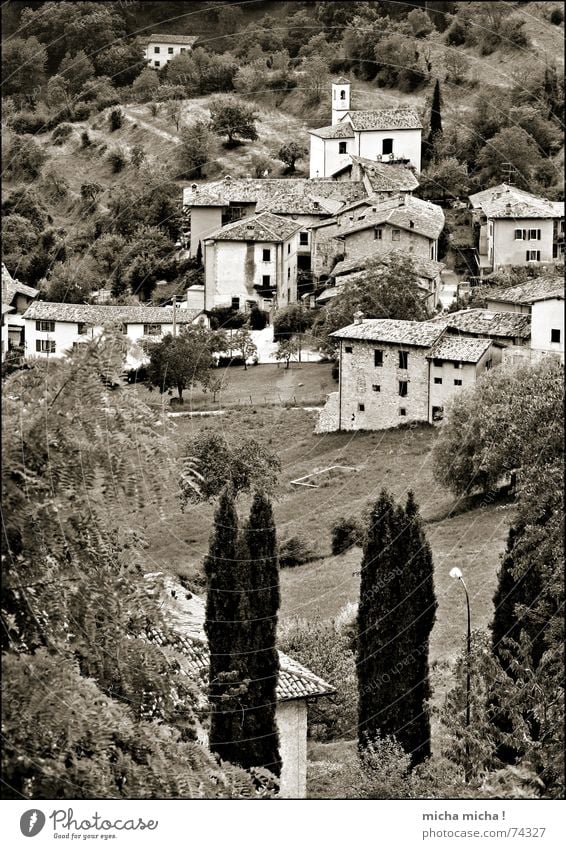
431, 309, 531, 339
206, 211, 300, 243
308, 122, 356, 140
331, 319, 443, 347
469, 184, 564, 219
1, 270, 39, 304
2, 303, 15, 316
352, 156, 419, 193
145, 577, 334, 702
146, 33, 198, 45
346, 108, 422, 131
332, 76, 350, 85
485, 275, 564, 306
183, 177, 367, 215
427, 335, 492, 363
332, 249, 444, 281
338, 195, 445, 241
22, 302, 202, 324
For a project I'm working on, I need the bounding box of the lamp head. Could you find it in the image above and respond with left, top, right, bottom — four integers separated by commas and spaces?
450, 567, 463, 580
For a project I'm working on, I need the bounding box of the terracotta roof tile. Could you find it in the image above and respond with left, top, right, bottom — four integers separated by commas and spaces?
427, 335, 492, 363
308, 122, 356, 139
22, 303, 202, 324
331, 319, 443, 346
346, 108, 422, 131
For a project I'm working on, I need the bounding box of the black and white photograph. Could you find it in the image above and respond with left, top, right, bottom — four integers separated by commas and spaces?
1, 0, 564, 843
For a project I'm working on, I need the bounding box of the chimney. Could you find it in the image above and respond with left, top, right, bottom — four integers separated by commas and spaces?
354, 310, 364, 325
191, 183, 197, 192
224, 174, 232, 181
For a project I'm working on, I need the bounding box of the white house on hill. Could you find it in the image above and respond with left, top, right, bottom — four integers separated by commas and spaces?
309, 78, 422, 178
144, 33, 198, 68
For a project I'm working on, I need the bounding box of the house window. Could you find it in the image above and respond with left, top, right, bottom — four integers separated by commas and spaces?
339, 141, 348, 154
398, 351, 408, 369
374, 349, 383, 367
392, 229, 401, 241
287, 288, 291, 301
299, 231, 309, 246
36, 320, 55, 332
514, 229, 525, 240
551, 328, 561, 343
374, 227, 383, 240
287, 267, 291, 279
340, 89, 346, 100
154, 46, 160, 53
372, 384, 380, 392
77, 322, 87, 335
528, 229, 541, 240
454, 362, 462, 369
434, 377, 442, 385
454, 379, 463, 386
143, 324, 162, 336
485, 359, 493, 370
345, 346, 353, 353
180, 47, 186, 53
154, 60, 160, 67
262, 275, 271, 287
168, 47, 174, 54
526, 250, 541, 261
231, 297, 240, 309
358, 403, 365, 412
288, 243, 291, 254
262, 248, 271, 261
382, 138, 393, 155
36, 339, 55, 353
399, 380, 408, 397
399, 407, 407, 416
432, 406, 443, 421
433, 358, 443, 367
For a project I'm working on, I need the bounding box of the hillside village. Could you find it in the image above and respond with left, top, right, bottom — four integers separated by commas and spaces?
2, 0, 564, 809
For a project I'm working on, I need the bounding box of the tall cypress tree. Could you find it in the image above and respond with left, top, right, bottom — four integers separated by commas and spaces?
423, 78, 443, 167
357, 489, 436, 766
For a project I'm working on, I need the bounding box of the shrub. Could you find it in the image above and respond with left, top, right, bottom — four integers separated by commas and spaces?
51, 123, 74, 145
10, 111, 50, 134
273, 304, 313, 340
5, 135, 47, 180
107, 149, 126, 173
80, 130, 91, 148
208, 306, 247, 330
445, 19, 467, 46
71, 101, 91, 121
279, 536, 315, 568
109, 107, 124, 131
331, 517, 364, 555
249, 306, 268, 331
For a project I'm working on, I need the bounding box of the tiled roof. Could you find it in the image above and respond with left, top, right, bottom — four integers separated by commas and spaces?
145, 576, 334, 702
308, 122, 356, 140
331, 319, 443, 346
22, 302, 202, 324
469, 184, 564, 219
352, 156, 419, 193
485, 276, 564, 306
146, 33, 198, 45
206, 211, 300, 242
2, 278, 39, 304
338, 195, 445, 241
427, 335, 492, 363
183, 178, 367, 214
332, 76, 350, 85
346, 108, 422, 131
431, 309, 531, 339
2, 302, 15, 315
332, 249, 444, 281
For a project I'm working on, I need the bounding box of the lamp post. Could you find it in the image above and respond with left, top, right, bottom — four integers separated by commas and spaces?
450, 566, 471, 782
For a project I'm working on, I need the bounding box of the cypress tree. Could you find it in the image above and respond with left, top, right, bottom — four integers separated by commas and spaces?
423, 78, 443, 167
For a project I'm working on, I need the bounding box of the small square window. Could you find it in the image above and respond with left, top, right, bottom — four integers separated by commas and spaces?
299, 231, 309, 246
392, 229, 401, 241
551, 328, 561, 343
339, 142, 347, 154
358, 403, 365, 412
77, 322, 87, 335
398, 351, 408, 369
231, 297, 240, 309
433, 358, 443, 367
374, 349, 383, 367
454, 362, 462, 369
434, 377, 442, 385
262, 275, 271, 287
399, 380, 408, 397
514, 229, 524, 240
180, 47, 186, 53
399, 407, 407, 416
454, 379, 462, 386
372, 384, 380, 392
154, 60, 160, 67
154, 46, 160, 54
168, 47, 174, 54
262, 248, 271, 261
143, 323, 162, 336
345, 346, 353, 354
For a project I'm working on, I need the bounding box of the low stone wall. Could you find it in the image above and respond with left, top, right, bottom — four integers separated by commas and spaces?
315, 391, 340, 432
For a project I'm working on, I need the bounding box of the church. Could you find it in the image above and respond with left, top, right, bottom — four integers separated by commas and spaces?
309, 77, 423, 179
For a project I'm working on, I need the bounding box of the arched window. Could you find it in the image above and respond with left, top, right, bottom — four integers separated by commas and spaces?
340, 89, 346, 100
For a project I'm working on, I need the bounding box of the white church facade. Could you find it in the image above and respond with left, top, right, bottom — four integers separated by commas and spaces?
309, 78, 423, 179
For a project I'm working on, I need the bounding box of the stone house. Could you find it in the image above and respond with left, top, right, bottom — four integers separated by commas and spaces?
182, 177, 367, 264
429, 309, 532, 348
316, 315, 502, 433
203, 212, 300, 312
309, 78, 423, 177
484, 274, 563, 314
146, 577, 334, 799
468, 184, 565, 275
1, 263, 39, 356
330, 154, 419, 199
144, 33, 198, 69
22, 302, 204, 366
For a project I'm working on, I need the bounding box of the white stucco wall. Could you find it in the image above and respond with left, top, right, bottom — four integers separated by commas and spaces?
189, 207, 224, 256
530, 298, 564, 357
145, 40, 194, 68
309, 134, 327, 179
356, 128, 422, 172
492, 218, 554, 268
276, 700, 308, 799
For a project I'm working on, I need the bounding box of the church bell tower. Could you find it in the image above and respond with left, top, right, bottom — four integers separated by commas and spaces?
331, 77, 351, 125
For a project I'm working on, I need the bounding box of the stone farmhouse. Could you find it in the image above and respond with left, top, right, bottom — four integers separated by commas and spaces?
468, 184, 565, 276
309, 78, 423, 177
146, 576, 334, 799
144, 33, 198, 69
203, 212, 300, 312
317, 314, 503, 432
22, 302, 204, 365
1, 263, 38, 360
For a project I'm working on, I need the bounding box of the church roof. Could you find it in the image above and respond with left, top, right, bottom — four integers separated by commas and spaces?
308, 122, 355, 140
332, 76, 350, 85
346, 108, 422, 131
350, 156, 419, 192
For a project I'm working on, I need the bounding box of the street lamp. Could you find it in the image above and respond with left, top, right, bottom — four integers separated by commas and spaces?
450, 567, 471, 782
